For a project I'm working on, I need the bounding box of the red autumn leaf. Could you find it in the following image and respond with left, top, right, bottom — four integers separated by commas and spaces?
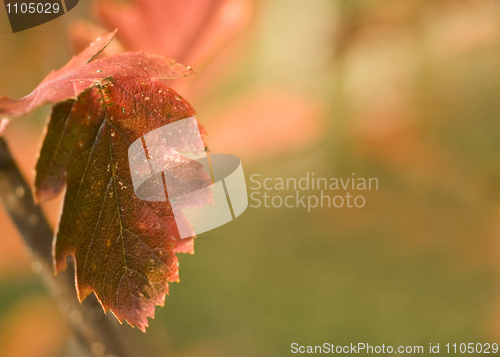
0, 32, 212, 331
0, 31, 194, 121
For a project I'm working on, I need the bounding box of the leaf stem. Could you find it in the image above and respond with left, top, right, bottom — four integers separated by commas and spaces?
0, 137, 133, 357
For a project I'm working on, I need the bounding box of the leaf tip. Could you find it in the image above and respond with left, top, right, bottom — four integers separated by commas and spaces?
33, 187, 54, 204
86, 30, 118, 63
0, 118, 10, 137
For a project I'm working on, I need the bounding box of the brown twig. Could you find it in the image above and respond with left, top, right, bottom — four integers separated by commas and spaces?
0, 137, 132, 357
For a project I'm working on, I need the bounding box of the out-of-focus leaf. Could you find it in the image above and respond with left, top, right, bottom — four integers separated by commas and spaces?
207, 88, 326, 161
77, 0, 252, 69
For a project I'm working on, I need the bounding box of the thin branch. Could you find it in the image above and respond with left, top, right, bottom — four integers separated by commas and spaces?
0, 137, 132, 357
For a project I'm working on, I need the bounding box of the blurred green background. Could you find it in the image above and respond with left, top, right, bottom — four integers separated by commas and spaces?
1, 0, 500, 356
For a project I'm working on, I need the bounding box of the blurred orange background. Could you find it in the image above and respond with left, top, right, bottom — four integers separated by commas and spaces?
2, 0, 500, 356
